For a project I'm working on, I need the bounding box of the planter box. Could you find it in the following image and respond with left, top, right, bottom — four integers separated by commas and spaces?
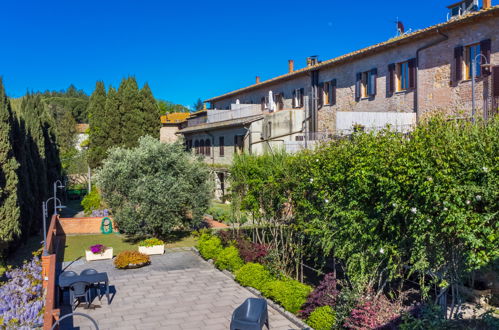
138, 245, 164, 255
85, 248, 113, 261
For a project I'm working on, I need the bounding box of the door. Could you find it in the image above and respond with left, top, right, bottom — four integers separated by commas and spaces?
492, 66, 499, 118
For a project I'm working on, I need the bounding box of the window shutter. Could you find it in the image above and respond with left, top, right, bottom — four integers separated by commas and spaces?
355, 73, 361, 101
370, 68, 377, 96
318, 82, 324, 108
493, 66, 499, 97
454, 46, 464, 82
292, 90, 296, 108
480, 39, 491, 75
219, 136, 224, 157
388, 64, 395, 95
408, 58, 417, 89
261, 97, 265, 110
299, 88, 304, 107
331, 79, 337, 105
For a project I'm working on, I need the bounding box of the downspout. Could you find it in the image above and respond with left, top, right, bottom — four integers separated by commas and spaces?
415, 29, 449, 121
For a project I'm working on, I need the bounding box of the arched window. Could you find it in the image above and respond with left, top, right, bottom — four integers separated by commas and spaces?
205, 139, 211, 156
200, 139, 205, 156
194, 140, 199, 154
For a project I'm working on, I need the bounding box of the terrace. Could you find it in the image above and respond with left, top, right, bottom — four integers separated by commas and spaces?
59, 249, 299, 330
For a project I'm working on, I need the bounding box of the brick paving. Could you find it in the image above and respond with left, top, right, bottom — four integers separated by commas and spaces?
60, 248, 300, 330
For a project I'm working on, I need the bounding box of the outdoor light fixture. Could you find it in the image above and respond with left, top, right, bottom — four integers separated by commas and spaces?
41, 180, 67, 256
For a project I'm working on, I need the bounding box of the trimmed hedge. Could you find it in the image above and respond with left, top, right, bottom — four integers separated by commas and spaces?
307, 305, 336, 330
235, 263, 273, 289
197, 233, 223, 260
260, 278, 312, 314
215, 246, 244, 272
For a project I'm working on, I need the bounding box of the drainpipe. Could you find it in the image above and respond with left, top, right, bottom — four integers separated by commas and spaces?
415, 29, 449, 121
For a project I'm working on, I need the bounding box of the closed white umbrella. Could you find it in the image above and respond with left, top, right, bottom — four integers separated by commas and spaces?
268, 90, 275, 112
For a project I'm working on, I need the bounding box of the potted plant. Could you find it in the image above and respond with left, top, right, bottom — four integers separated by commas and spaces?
114, 250, 151, 269
138, 238, 165, 255
85, 244, 113, 261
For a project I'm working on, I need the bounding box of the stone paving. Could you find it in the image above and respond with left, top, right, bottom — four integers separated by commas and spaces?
60, 248, 300, 330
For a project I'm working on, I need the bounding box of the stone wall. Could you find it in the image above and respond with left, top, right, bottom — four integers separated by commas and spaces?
160, 125, 181, 143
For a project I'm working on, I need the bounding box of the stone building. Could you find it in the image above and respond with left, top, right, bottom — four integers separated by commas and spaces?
177, 1, 499, 200
159, 112, 190, 143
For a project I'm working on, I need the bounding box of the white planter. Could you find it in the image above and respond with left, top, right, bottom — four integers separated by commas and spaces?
138, 245, 164, 255
85, 248, 113, 261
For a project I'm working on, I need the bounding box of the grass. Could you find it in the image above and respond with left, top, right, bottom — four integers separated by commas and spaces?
59, 232, 198, 262
207, 201, 232, 223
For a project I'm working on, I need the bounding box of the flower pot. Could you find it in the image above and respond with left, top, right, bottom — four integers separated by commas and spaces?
138, 245, 164, 255
85, 247, 113, 261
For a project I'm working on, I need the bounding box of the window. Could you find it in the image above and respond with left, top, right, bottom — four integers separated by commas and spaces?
356, 69, 377, 100
323, 82, 331, 105
205, 139, 211, 157
199, 139, 205, 156
194, 140, 199, 154
219, 136, 224, 157
397, 61, 409, 91
274, 93, 284, 110
292, 88, 304, 108
234, 135, 244, 154
464, 43, 481, 79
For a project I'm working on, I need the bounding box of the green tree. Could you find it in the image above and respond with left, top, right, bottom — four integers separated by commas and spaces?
105, 86, 121, 146
139, 83, 160, 138
193, 98, 204, 111
118, 77, 142, 148
87, 81, 108, 168
157, 100, 189, 114
96, 136, 212, 237
0, 78, 21, 253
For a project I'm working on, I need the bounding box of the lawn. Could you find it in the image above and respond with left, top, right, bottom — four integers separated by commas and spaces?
59, 233, 198, 262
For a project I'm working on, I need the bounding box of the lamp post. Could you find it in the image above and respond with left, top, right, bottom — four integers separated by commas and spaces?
42, 180, 66, 256
471, 53, 491, 124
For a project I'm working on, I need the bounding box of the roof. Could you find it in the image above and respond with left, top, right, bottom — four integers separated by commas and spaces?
206, 6, 499, 103
160, 112, 190, 124
75, 123, 89, 133
177, 115, 263, 134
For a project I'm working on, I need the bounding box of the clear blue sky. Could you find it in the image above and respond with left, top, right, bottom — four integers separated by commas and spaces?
1, 0, 449, 107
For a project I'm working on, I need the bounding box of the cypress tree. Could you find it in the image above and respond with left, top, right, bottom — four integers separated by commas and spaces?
118, 77, 142, 148
139, 83, 160, 139
0, 78, 21, 254
105, 86, 121, 147
87, 81, 107, 168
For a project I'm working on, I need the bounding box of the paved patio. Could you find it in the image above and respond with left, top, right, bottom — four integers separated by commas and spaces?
60, 248, 300, 329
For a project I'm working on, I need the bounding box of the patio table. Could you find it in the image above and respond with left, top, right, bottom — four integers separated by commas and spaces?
58, 272, 110, 305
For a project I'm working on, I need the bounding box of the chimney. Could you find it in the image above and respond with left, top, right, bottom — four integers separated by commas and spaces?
256, 76, 261, 84
483, 0, 491, 9
288, 60, 294, 73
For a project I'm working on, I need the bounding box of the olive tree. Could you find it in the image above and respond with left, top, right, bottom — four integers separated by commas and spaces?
96, 136, 212, 237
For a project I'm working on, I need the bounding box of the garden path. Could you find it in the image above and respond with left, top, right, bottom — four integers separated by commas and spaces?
60, 248, 300, 330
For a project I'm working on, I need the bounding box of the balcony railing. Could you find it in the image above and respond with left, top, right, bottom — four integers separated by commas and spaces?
206, 105, 262, 123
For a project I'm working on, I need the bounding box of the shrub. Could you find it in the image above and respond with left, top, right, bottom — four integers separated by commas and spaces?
343, 293, 401, 329
0, 258, 44, 328
138, 238, 164, 247
207, 205, 231, 223
236, 238, 268, 263
197, 234, 223, 260
97, 137, 212, 237
214, 246, 244, 272
306, 306, 336, 330
81, 187, 105, 215
399, 304, 449, 330
261, 278, 312, 314
300, 272, 340, 318
114, 250, 151, 269
235, 263, 274, 289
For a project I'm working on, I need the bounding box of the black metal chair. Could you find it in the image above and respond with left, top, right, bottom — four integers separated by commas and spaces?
80, 268, 102, 299
230, 298, 269, 330
59, 271, 78, 304
61, 270, 78, 277
69, 281, 91, 311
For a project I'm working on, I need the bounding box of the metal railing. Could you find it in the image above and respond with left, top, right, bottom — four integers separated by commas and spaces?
206, 105, 262, 123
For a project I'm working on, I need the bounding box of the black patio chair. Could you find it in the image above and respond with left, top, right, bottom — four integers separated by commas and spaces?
80, 268, 102, 299
61, 270, 78, 277
69, 281, 92, 311
230, 298, 269, 330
